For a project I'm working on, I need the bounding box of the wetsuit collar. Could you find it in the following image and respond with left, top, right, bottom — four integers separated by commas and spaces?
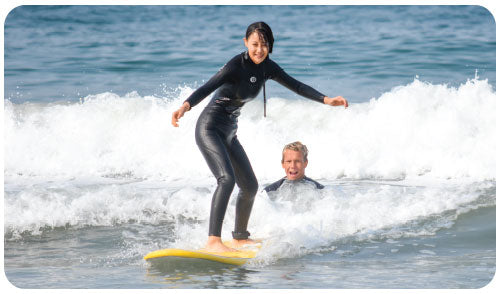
284, 176, 306, 183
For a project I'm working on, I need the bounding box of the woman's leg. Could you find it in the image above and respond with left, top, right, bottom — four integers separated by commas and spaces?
196, 126, 236, 239
227, 136, 258, 240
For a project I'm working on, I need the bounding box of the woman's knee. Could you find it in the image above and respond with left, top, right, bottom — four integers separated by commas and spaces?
217, 173, 236, 191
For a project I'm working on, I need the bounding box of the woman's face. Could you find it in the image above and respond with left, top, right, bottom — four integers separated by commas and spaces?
244, 31, 269, 64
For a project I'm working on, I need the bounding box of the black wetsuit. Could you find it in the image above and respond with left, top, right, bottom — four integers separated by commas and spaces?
185, 51, 326, 239
264, 176, 325, 193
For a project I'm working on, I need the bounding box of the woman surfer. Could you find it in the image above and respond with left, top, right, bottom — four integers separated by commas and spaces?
171, 21, 348, 252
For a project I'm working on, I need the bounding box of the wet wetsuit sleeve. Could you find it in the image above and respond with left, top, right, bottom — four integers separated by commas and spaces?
268, 62, 326, 103
184, 63, 232, 108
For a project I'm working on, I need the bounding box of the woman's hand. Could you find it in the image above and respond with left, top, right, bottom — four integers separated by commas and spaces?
171, 102, 191, 127
324, 96, 348, 108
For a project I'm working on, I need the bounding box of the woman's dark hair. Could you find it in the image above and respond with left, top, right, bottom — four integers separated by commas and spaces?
246, 21, 274, 53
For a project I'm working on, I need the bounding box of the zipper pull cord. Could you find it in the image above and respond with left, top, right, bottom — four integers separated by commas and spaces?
263, 81, 267, 117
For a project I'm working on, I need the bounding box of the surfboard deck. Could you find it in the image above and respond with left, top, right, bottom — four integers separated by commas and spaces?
144, 241, 261, 266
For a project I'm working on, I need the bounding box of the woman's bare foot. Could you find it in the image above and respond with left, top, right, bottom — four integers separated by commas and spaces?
204, 236, 238, 252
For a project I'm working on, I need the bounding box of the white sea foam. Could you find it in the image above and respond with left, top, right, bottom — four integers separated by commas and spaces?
241, 77, 496, 181
5, 78, 495, 182
4, 78, 496, 263
4, 177, 494, 255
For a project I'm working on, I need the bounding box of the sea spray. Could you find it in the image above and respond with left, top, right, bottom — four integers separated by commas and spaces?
241, 77, 495, 181
5, 78, 495, 182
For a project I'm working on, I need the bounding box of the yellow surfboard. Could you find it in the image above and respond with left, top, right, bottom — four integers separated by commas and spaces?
144, 241, 261, 266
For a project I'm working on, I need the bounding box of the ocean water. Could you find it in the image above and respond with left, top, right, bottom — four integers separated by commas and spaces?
3, 5, 496, 289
